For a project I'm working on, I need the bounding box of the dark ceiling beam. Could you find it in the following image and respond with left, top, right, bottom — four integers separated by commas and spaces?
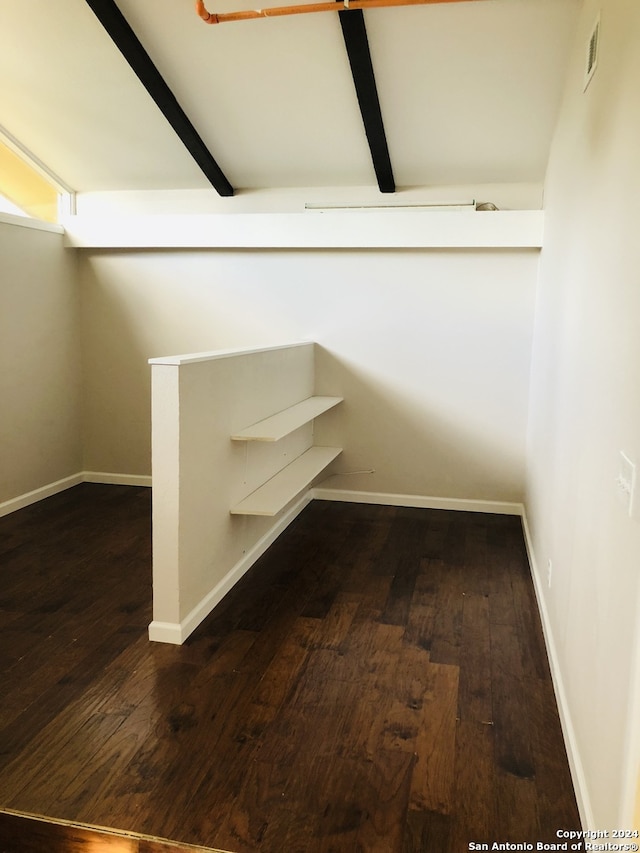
84, 0, 234, 196
338, 9, 395, 193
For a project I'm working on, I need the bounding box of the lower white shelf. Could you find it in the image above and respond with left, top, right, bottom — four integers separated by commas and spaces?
230, 446, 342, 517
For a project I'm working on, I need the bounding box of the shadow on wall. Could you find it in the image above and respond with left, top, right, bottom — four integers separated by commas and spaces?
313, 346, 525, 505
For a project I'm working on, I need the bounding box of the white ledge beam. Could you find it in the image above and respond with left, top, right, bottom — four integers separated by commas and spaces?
62, 211, 543, 250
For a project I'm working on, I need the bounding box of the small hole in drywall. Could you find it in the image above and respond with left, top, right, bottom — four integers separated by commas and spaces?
584, 13, 600, 92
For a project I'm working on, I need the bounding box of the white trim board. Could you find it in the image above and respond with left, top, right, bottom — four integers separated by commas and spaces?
149, 340, 311, 367
0, 471, 152, 517
83, 472, 152, 487
0, 212, 64, 234
0, 473, 84, 518
312, 487, 523, 516
148, 492, 312, 644
520, 512, 593, 831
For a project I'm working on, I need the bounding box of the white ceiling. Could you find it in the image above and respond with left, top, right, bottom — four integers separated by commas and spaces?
0, 0, 580, 195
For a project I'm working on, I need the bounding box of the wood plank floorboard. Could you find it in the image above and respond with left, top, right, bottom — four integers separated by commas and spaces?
0, 485, 583, 852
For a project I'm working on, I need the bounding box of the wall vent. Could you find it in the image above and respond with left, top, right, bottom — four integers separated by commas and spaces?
584, 13, 600, 91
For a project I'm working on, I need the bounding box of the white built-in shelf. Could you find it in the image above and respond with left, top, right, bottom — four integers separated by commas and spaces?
230, 446, 342, 516
231, 396, 343, 442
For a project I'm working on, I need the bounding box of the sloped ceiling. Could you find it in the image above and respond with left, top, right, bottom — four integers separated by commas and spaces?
0, 0, 579, 195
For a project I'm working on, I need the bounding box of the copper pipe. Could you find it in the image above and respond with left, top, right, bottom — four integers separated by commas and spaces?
195, 0, 218, 23
196, 0, 484, 25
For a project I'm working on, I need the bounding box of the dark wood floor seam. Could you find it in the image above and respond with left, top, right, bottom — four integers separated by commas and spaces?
0, 808, 233, 852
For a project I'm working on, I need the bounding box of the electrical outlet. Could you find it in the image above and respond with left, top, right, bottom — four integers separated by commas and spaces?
547, 559, 552, 589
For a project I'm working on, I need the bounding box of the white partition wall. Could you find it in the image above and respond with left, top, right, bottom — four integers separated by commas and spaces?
148, 342, 341, 644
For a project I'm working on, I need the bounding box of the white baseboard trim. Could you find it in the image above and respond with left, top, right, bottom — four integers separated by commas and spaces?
0, 473, 84, 518
0, 471, 153, 518
312, 487, 524, 516
520, 511, 593, 830
83, 471, 152, 487
147, 621, 183, 645
148, 492, 313, 645
1, 479, 519, 521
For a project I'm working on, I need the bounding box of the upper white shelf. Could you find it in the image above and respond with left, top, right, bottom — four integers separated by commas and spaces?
231, 396, 343, 442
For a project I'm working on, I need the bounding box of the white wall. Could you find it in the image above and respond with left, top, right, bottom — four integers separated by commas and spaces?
0, 217, 82, 509
79, 247, 538, 504
527, 0, 640, 828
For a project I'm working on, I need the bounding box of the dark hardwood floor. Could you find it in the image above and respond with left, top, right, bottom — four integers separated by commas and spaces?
0, 484, 582, 852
